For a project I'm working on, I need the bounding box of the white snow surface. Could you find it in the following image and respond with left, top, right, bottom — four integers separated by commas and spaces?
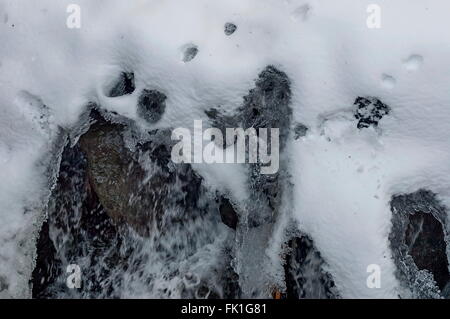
1, 0, 450, 298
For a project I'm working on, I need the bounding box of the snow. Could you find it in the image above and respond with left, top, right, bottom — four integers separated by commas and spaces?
1, 0, 450, 298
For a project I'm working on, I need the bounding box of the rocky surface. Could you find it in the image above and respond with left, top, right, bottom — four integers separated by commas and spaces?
240, 65, 292, 227
33, 110, 240, 298
79, 115, 152, 235
33, 65, 450, 299
32, 143, 122, 298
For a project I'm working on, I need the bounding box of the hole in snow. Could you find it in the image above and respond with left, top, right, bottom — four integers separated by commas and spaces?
381, 74, 396, 89
106, 72, 135, 97
137, 89, 167, 123
291, 4, 312, 22
224, 22, 237, 36
219, 196, 238, 230
181, 44, 199, 62
403, 54, 424, 71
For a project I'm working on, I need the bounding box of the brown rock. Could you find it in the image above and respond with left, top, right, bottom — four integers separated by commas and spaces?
78, 117, 168, 236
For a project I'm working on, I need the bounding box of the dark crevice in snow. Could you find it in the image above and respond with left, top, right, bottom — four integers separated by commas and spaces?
284, 236, 339, 299
182, 44, 199, 62
107, 72, 135, 97
218, 196, 238, 230
390, 189, 450, 298
224, 23, 237, 36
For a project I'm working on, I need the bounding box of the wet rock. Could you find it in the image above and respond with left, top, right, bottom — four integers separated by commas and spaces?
137, 89, 167, 123
79, 116, 169, 236
107, 72, 135, 97
239, 65, 292, 227
35, 110, 238, 298
284, 236, 339, 299
390, 189, 450, 298
354, 96, 390, 129
79, 112, 210, 236
79, 118, 144, 232
224, 23, 237, 36
219, 197, 238, 230
234, 66, 293, 297
32, 143, 122, 298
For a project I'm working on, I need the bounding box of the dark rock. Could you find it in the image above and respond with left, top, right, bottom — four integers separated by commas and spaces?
219, 197, 238, 230
390, 189, 450, 298
107, 72, 135, 97
79, 117, 168, 236
284, 236, 339, 299
354, 97, 390, 129
224, 23, 237, 36
137, 89, 167, 123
